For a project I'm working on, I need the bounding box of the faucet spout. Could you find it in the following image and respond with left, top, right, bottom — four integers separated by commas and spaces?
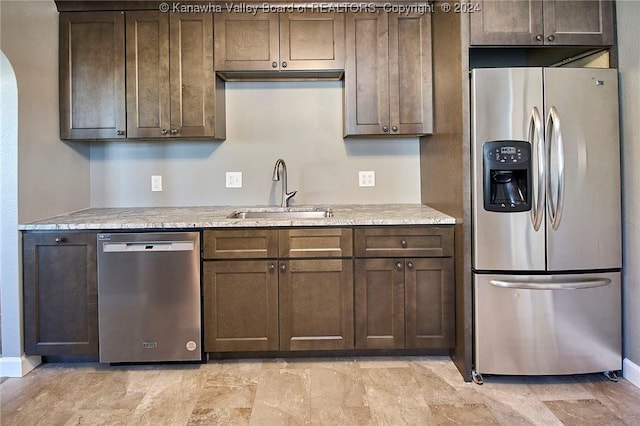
272, 159, 297, 208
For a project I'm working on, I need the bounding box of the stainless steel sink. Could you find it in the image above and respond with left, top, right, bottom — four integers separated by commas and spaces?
228, 207, 333, 219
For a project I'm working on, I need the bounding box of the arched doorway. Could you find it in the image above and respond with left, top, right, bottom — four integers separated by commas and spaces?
0, 51, 41, 377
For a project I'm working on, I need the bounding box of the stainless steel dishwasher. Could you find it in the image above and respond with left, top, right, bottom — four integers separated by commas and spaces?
97, 232, 202, 363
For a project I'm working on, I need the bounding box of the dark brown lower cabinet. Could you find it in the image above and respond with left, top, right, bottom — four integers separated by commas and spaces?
23, 232, 99, 355
355, 257, 454, 350
279, 259, 354, 351
203, 260, 279, 352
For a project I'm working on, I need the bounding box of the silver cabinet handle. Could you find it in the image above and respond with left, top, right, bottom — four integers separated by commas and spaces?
528, 106, 545, 232
269, 263, 276, 273
392, 126, 398, 132
272, 61, 278, 68
280, 264, 286, 272
170, 129, 178, 135
161, 129, 168, 135
489, 278, 611, 290
400, 239, 408, 248
545, 106, 565, 231
407, 262, 413, 270
55, 237, 65, 244
395, 261, 403, 271
547, 34, 556, 42
382, 126, 389, 133
116, 130, 125, 136
281, 61, 287, 68
535, 34, 543, 42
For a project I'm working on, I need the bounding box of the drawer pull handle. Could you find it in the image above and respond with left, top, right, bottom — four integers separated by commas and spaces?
55, 237, 65, 244
396, 261, 403, 271
407, 262, 414, 270
401, 239, 408, 248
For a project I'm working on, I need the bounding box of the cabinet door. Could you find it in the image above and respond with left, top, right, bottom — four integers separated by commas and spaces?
280, 12, 345, 71
59, 12, 126, 140
23, 232, 98, 355
355, 259, 405, 349
344, 12, 390, 136
126, 11, 170, 138
543, 0, 613, 46
388, 12, 433, 135
203, 260, 279, 352
169, 12, 218, 138
470, 0, 543, 45
279, 259, 354, 350
214, 11, 279, 71
405, 258, 455, 349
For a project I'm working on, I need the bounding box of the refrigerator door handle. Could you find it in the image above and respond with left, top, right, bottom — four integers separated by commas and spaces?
546, 106, 565, 231
529, 106, 545, 231
489, 278, 611, 290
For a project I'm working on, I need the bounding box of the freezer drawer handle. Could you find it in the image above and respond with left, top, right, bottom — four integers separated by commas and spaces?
489, 278, 611, 290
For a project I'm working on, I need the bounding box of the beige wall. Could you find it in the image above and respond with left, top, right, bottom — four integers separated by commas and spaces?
1, 0, 90, 223
618, 0, 640, 370
90, 81, 422, 207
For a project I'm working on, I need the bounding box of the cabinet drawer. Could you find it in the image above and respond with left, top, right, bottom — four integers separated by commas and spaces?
203, 229, 278, 259
354, 226, 453, 258
279, 228, 353, 258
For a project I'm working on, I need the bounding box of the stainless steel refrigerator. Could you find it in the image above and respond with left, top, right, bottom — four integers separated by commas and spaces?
471, 67, 622, 382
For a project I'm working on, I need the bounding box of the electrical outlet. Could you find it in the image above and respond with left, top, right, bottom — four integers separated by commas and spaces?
151, 175, 162, 192
226, 171, 243, 188
359, 171, 375, 187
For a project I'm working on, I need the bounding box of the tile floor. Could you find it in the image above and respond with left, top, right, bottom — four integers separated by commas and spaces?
1, 356, 640, 425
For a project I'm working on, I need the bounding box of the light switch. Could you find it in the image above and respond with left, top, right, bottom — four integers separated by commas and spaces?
226, 172, 243, 188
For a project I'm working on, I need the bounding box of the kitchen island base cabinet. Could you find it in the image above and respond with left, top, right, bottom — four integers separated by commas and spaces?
23, 232, 98, 356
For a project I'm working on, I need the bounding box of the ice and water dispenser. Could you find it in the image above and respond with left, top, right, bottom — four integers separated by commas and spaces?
483, 141, 531, 212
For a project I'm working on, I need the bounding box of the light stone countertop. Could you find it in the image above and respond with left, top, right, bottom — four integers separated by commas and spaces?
18, 204, 456, 231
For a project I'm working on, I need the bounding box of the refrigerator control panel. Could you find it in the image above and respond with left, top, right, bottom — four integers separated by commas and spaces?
487, 145, 529, 165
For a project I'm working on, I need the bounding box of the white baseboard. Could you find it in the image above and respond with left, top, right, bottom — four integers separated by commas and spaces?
623, 358, 640, 389
0, 355, 41, 378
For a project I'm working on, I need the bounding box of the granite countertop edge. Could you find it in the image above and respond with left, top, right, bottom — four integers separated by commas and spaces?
18, 204, 457, 231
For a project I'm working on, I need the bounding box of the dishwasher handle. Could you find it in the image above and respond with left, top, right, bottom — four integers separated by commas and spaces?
102, 241, 196, 253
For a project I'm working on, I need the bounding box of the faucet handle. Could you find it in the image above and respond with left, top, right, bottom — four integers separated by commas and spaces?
286, 190, 297, 200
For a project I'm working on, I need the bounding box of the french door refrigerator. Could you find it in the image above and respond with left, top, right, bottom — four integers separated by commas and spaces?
471, 67, 622, 381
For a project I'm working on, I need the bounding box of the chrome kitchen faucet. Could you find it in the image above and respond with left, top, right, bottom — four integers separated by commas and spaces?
272, 158, 297, 208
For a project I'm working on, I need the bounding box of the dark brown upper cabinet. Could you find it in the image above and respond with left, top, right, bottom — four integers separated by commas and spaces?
344, 12, 433, 137
470, 0, 614, 46
59, 12, 126, 140
126, 11, 225, 139
214, 11, 345, 75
